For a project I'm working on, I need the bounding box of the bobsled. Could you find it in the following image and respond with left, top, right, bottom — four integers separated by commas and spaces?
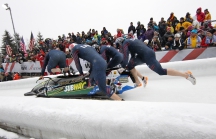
24, 68, 135, 99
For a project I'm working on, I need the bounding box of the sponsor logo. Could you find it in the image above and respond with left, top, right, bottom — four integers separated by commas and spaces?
64, 81, 86, 92
85, 62, 90, 68
59, 76, 85, 86
119, 76, 129, 83
29, 64, 41, 71
21, 65, 27, 70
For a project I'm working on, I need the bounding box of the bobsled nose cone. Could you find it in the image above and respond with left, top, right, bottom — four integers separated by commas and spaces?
24, 92, 36, 96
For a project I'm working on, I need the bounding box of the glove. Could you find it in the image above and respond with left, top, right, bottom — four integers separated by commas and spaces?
117, 68, 125, 74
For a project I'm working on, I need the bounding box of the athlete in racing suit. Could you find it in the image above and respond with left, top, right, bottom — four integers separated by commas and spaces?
99, 45, 123, 69
39, 49, 68, 79
71, 44, 124, 100
115, 37, 196, 86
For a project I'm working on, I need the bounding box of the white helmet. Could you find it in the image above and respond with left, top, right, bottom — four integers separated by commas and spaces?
114, 37, 125, 48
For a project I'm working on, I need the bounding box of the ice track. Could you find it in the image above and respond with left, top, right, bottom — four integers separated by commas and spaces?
0, 58, 216, 139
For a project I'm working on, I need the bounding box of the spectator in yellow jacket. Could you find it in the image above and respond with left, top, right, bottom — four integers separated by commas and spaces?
175, 17, 192, 32
204, 9, 211, 21
186, 29, 201, 49
167, 22, 174, 33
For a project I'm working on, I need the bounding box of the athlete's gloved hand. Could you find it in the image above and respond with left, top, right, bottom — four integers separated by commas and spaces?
117, 68, 125, 74
39, 76, 44, 80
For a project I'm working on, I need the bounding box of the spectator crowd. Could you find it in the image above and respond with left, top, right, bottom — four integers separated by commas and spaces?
1, 7, 216, 82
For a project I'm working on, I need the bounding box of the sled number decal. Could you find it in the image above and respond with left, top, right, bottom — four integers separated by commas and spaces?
64, 82, 86, 92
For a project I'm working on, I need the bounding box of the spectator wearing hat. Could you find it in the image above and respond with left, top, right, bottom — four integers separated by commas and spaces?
172, 33, 185, 50
196, 7, 205, 25
177, 27, 187, 41
2, 72, 13, 82
144, 25, 154, 44
162, 27, 174, 47
150, 36, 161, 51
128, 22, 136, 34
175, 17, 192, 32
167, 12, 178, 32
153, 22, 159, 32
201, 29, 216, 47
185, 12, 193, 23
158, 17, 167, 37
186, 29, 201, 49
204, 9, 211, 22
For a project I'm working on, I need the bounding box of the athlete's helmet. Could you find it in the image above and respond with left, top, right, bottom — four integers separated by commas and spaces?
92, 44, 100, 53
114, 37, 125, 49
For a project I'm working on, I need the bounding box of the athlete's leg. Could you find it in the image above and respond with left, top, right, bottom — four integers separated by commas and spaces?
128, 56, 146, 86
47, 58, 58, 74
93, 60, 123, 100
146, 55, 196, 85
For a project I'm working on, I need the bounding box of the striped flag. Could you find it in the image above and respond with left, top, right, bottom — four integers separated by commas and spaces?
6, 45, 13, 56
20, 36, 27, 53
29, 32, 35, 51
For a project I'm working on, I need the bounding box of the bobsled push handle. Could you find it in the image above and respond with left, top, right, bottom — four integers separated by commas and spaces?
36, 77, 57, 84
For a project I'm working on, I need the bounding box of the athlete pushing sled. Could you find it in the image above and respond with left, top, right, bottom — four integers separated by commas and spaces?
114, 37, 196, 86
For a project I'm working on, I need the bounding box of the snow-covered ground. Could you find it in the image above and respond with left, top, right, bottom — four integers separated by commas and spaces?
0, 58, 216, 139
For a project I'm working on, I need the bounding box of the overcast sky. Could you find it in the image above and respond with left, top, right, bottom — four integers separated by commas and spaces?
0, 0, 215, 46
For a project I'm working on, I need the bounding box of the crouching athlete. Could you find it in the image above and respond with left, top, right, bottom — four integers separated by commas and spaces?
98, 45, 123, 69
71, 44, 124, 101
97, 44, 148, 87
115, 37, 196, 87
39, 49, 69, 80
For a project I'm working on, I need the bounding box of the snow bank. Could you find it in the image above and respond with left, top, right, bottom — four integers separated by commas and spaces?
0, 97, 216, 139
0, 128, 19, 139
0, 58, 216, 139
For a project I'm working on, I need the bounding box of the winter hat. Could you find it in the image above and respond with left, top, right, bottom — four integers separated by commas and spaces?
191, 29, 198, 34
187, 26, 193, 31
174, 33, 181, 38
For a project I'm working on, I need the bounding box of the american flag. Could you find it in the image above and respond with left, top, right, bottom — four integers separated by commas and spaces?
20, 36, 27, 53
6, 45, 13, 56
29, 32, 35, 51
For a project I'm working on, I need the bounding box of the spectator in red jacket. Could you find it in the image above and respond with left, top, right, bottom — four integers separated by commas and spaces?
13, 72, 21, 80
196, 7, 205, 25
201, 30, 215, 47
117, 29, 122, 38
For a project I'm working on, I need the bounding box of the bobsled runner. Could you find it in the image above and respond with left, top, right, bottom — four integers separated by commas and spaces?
24, 68, 135, 99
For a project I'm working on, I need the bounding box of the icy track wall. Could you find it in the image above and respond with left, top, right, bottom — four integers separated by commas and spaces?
0, 58, 216, 139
